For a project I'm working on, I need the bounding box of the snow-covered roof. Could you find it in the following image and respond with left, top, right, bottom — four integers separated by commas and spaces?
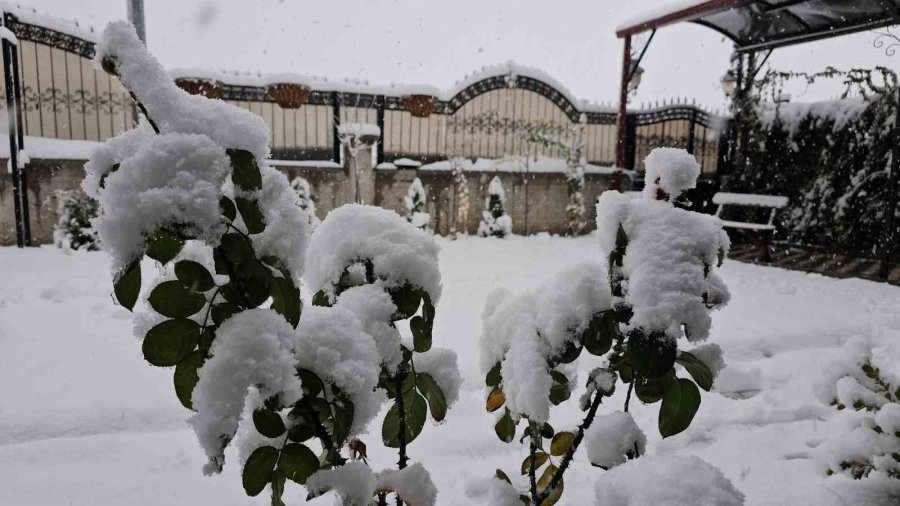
393, 158, 422, 168
616, 0, 710, 34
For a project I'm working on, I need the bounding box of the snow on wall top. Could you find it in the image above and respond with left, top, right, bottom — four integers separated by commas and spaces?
2, 2, 99, 43
170, 61, 618, 114
757, 99, 869, 134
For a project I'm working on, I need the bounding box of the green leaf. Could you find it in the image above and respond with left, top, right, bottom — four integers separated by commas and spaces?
634, 368, 675, 404
174, 260, 215, 292
146, 229, 185, 264
211, 302, 240, 326
270, 276, 301, 327
148, 280, 208, 318
495, 469, 512, 483
550, 432, 574, 456
390, 284, 421, 320
329, 398, 355, 443
485, 362, 502, 388
220, 196, 237, 222
298, 369, 325, 398
287, 419, 316, 443
236, 197, 266, 234
416, 372, 447, 422
540, 422, 555, 439
278, 443, 319, 484
584, 311, 616, 356
382, 392, 428, 447
253, 409, 286, 438
554, 341, 581, 364
143, 318, 201, 367
228, 149, 262, 191
173, 350, 205, 409
549, 371, 571, 405
676, 351, 714, 391
113, 260, 141, 311
242, 446, 278, 496
717, 247, 725, 267
410, 316, 432, 353
422, 293, 436, 326
219, 233, 252, 265
659, 378, 701, 438
626, 329, 677, 379
312, 290, 332, 307
494, 408, 516, 443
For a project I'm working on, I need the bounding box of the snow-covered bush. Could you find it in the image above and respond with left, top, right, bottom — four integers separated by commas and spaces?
478, 176, 512, 238
290, 176, 319, 228
404, 177, 430, 231
815, 337, 900, 501
52, 190, 99, 251
472, 148, 734, 505
88, 21, 458, 506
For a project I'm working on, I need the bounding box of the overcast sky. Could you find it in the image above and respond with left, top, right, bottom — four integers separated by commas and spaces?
19, 0, 900, 110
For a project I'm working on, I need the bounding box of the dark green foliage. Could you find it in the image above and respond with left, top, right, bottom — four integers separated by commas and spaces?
146, 229, 184, 264
659, 378, 701, 438
53, 192, 100, 251
278, 443, 319, 484
113, 260, 141, 311
495, 408, 516, 443
142, 318, 201, 367
174, 260, 215, 292
382, 391, 427, 448
242, 446, 279, 496
416, 372, 447, 422
676, 351, 714, 392
173, 350, 205, 409
148, 280, 207, 318
627, 329, 677, 379
253, 409, 286, 438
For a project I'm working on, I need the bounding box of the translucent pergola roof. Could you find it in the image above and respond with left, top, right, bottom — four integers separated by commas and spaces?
617, 0, 900, 51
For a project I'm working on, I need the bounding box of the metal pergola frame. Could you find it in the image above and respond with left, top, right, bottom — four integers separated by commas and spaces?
612, 0, 900, 279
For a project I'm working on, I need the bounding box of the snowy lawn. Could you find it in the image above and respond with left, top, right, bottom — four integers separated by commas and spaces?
1, 235, 898, 505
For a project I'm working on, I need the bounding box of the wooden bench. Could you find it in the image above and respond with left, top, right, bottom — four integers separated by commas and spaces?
713, 192, 789, 262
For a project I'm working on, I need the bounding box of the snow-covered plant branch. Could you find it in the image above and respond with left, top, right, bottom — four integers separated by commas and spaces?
53, 190, 100, 251
472, 148, 734, 505
87, 21, 457, 506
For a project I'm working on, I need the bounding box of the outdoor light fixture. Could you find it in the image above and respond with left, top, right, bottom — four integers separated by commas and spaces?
627, 59, 644, 92
721, 70, 737, 97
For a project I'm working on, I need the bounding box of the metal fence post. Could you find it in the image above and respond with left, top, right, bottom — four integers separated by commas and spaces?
3, 14, 30, 247
331, 91, 341, 163
376, 97, 385, 165
624, 114, 636, 171
686, 109, 696, 154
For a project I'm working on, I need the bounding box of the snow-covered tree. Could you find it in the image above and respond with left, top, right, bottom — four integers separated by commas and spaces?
88, 21, 458, 506
404, 177, 430, 231
478, 176, 512, 238
52, 191, 99, 251
337, 123, 379, 205
471, 148, 737, 505
290, 176, 320, 228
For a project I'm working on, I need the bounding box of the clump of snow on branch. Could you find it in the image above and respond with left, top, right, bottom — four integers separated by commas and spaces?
480, 260, 611, 373
466, 477, 525, 506
189, 309, 302, 475
593, 454, 745, 506
404, 177, 431, 231
295, 304, 383, 435
376, 463, 438, 506
584, 411, 646, 469
305, 204, 442, 303
478, 176, 512, 238
414, 347, 463, 409
480, 261, 611, 422
90, 134, 230, 272
641, 147, 701, 201
306, 461, 379, 506
597, 148, 730, 341
250, 168, 311, 282
333, 285, 403, 372
95, 21, 269, 160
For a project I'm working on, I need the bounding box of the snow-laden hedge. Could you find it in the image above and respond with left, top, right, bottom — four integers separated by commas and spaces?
725, 93, 897, 253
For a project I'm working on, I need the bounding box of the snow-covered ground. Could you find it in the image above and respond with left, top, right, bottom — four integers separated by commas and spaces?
1, 235, 899, 505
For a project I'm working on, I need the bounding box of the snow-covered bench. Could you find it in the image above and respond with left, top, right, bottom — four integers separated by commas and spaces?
713, 192, 788, 261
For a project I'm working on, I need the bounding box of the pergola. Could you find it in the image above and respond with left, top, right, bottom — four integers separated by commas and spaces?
613, 0, 900, 278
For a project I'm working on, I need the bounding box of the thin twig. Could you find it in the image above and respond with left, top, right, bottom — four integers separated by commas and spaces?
624, 379, 635, 413
127, 90, 160, 134
534, 390, 604, 504
394, 372, 408, 506
529, 423, 540, 503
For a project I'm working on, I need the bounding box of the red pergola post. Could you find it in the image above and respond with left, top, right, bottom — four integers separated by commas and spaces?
613, 34, 631, 191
